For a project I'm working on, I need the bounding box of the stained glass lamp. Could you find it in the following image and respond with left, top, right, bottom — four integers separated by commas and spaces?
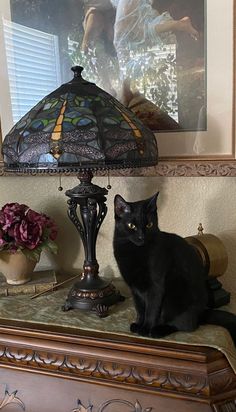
2, 66, 158, 317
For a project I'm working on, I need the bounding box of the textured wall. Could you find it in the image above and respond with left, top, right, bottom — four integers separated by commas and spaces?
0, 175, 235, 293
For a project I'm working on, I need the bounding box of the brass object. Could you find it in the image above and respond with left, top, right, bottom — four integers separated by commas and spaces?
30, 274, 81, 300
185, 223, 228, 278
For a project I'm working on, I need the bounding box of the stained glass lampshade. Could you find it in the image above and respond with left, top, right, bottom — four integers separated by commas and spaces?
3, 66, 158, 172
2, 66, 158, 317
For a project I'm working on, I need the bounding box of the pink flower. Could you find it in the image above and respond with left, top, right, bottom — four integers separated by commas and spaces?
0, 228, 7, 247
26, 209, 47, 224
0, 203, 28, 230
14, 220, 43, 250
46, 218, 58, 241
26, 209, 58, 241
0, 202, 58, 258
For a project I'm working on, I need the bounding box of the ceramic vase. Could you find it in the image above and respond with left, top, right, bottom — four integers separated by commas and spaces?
0, 251, 36, 285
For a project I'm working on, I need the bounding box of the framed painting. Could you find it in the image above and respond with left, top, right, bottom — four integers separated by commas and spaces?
0, 0, 235, 176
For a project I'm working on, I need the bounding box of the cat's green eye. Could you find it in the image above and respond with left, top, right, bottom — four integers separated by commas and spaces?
127, 222, 136, 230
146, 222, 153, 229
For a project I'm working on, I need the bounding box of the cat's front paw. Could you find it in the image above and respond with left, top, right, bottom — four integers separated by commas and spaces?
130, 322, 141, 333
130, 323, 150, 336
136, 325, 150, 337
136, 325, 150, 336
149, 325, 178, 338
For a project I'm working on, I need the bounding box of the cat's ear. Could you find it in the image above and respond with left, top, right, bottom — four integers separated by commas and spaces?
114, 194, 131, 217
147, 192, 159, 212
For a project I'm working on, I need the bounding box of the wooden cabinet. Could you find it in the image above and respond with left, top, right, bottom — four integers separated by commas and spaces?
0, 321, 235, 412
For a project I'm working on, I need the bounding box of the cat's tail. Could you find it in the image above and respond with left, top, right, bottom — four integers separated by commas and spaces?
201, 309, 236, 345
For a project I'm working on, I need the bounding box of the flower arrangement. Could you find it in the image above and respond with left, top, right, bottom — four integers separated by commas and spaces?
0, 203, 58, 262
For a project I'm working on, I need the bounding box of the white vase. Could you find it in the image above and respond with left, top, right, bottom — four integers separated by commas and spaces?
0, 251, 36, 285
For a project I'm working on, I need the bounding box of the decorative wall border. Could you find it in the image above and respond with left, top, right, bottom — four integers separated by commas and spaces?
1, 161, 236, 177
113, 162, 236, 177
154, 162, 236, 177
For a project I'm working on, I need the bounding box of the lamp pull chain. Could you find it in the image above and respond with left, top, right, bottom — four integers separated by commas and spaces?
58, 175, 63, 192
107, 171, 111, 190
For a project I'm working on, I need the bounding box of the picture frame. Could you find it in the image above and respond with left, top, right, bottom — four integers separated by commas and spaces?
153, 0, 236, 176
0, 0, 235, 176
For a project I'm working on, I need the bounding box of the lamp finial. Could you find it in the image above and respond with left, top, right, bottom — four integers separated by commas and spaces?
71, 66, 84, 78
198, 223, 204, 236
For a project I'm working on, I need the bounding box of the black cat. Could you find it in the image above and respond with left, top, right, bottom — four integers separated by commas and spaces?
113, 192, 236, 344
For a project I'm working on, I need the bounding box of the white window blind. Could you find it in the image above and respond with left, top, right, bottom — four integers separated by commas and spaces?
3, 18, 61, 123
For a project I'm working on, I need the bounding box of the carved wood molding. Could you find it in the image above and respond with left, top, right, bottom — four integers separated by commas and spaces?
0, 344, 209, 397
0, 338, 235, 402
209, 369, 236, 396
212, 399, 236, 412
72, 399, 152, 412
0, 390, 24, 410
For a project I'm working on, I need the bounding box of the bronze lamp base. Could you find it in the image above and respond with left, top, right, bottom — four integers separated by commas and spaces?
63, 265, 124, 317
62, 171, 124, 317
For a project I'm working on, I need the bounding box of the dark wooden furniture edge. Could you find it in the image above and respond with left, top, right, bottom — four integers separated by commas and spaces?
0, 319, 235, 410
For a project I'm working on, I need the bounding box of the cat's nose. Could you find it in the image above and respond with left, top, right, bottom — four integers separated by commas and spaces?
137, 233, 144, 244
135, 238, 144, 246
